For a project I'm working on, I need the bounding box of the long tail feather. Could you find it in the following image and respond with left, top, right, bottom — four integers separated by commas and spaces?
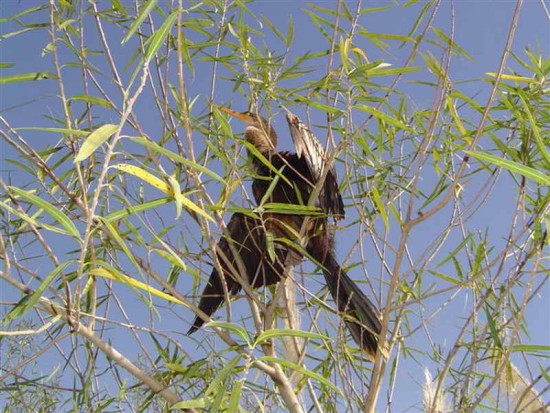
307, 245, 382, 359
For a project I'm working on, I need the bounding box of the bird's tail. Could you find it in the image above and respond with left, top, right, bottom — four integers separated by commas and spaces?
307, 245, 382, 359
187, 267, 226, 335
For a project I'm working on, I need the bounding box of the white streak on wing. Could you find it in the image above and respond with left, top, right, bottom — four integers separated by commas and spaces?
286, 113, 327, 182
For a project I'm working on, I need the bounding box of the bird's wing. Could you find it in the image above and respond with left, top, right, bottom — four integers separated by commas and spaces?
286, 113, 345, 220
286, 113, 326, 182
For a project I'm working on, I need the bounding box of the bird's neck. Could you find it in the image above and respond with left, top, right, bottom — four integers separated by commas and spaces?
245, 126, 277, 155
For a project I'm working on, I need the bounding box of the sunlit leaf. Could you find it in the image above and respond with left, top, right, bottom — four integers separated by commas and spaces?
74, 124, 119, 162
3, 261, 72, 324
89, 268, 187, 306
0, 72, 58, 84
465, 151, 550, 186
144, 10, 178, 64
8, 186, 79, 238
121, 0, 158, 45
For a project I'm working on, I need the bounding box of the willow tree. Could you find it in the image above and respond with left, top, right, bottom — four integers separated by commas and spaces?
1, 1, 548, 412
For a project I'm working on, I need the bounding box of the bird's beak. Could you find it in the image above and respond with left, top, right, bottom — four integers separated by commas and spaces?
219, 106, 253, 123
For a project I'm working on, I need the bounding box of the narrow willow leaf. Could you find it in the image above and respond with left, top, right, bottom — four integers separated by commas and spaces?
432, 27, 472, 60
437, 234, 472, 268
258, 356, 343, 396
517, 92, 550, 167
144, 10, 178, 64
258, 168, 283, 206
265, 231, 276, 262
241, 141, 292, 186
3, 261, 72, 324
101, 197, 171, 224
74, 123, 118, 162
205, 355, 242, 398
171, 400, 207, 409
179, 192, 214, 223
69, 95, 113, 109
0, 71, 58, 84
367, 67, 422, 76
121, 0, 158, 45
0, 63, 14, 68
0, 200, 69, 236
253, 329, 330, 347
445, 96, 467, 136
204, 321, 251, 345
292, 94, 341, 114
152, 249, 188, 272
130, 137, 225, 183
370, 185, 388, 231
485, 72, 539, 84
113, 164, 214, 222
15, 127, 90, 137
484, 306, 503, 349
227, 380, 243, 412
167, 175, 183, 219
260, 203, 321, 215
0, 5, 47, 22
90, 268, 187, 306
8, 186, 79, 238
429, 270, 465, 285
465, 151, 550, 186
355, 105, 413, 132
112, 164, 171, 194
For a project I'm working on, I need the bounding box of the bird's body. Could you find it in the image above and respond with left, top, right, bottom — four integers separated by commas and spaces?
188, 108, 382, 359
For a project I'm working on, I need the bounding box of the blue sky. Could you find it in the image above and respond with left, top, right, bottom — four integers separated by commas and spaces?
1, 1, 548, 411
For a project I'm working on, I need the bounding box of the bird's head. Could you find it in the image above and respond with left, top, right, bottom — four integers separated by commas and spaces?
219, 107, 278, 153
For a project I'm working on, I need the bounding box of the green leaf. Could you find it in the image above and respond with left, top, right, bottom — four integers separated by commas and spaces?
205, 355, 242, 398
121, 0, 158, 45
241, 141, 292, 186
204, 321, 251, 345
130, 137, 226, 184
429, 270, 464, 285
101, 197, 171, 224
69, 95, 113, 109
258, 203, 321, 215
355, 105, 413, 132
171, 400, 207, 409
253, 329, 330, 347
227, 380, 243, 412
0, 200, 70, 236
0, 63, 14, 69
257, 356, 343, 396
3, 261, 72, 324
15, 127, 90, 137
144, 10, 178, 64
0, 5, 47, 22
74, 124, 119, 162
465, 151, 550, 186
367, 67, 423, 76
8, 186, 79, 238
370, 185, 388, 231
517, 92, 550, 167
484, 306, 503, 349
0, 72, 58, 84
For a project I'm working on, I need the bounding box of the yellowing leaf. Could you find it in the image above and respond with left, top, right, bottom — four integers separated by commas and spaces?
113, 164, 214, 223
90, 268, 187, 307
485, 73, 538, 84
74, 124, 119, 162
112, 164, 171, 194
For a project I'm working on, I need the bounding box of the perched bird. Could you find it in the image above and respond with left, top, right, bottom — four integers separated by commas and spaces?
188, 108, 382, 359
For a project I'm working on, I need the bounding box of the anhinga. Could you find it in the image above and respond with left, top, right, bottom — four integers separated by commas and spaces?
188, 108, 382, 359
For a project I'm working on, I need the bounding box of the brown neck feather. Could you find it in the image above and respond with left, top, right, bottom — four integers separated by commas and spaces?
245, 126, 277, 154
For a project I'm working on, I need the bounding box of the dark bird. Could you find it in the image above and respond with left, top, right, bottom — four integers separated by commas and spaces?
188, 108, 382, 359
